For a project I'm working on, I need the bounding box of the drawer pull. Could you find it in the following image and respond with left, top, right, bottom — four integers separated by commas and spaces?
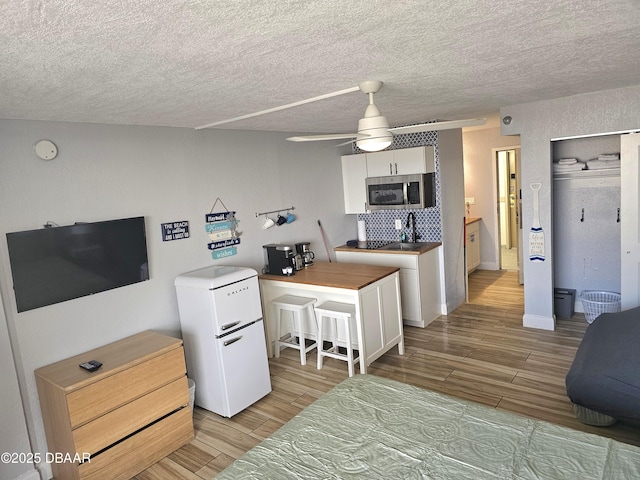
221, 320, 241, 331
223, 336, 243, 347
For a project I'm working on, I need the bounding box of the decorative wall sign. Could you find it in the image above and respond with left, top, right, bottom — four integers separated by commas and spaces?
207, 238, 241, 250
206, 211, 235, 222
161, 221, 190, 241
529, 183, 545, 262
206, 198, 242, 260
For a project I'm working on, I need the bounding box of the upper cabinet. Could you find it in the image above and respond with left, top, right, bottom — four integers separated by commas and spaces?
366, 146, 435, 177
341, 146, 436, 214
341, 153, 368, 214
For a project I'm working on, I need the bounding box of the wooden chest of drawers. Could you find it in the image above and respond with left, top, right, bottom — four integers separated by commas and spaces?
35, 330, 194, 480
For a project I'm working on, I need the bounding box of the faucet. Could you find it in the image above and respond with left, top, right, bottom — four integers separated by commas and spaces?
406, 212, 418, 243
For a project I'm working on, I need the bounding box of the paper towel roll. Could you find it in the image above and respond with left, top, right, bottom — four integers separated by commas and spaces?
357, 220, 367, 241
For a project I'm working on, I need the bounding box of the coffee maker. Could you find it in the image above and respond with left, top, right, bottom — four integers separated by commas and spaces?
263, 244, 296, 275
295, 242, 315, 267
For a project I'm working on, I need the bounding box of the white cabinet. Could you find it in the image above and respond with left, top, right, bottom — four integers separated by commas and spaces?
366, 146, 435, 177
466, 220, 480, 273
335, 246, 443, 328
341, 153, 368, 214
341, 146, 436, 214
358, 272, 403, 364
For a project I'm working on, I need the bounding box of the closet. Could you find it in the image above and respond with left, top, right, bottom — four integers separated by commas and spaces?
553, 134, 621, 311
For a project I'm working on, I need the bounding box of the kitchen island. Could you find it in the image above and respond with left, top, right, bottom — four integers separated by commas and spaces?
259, 262, 404, 374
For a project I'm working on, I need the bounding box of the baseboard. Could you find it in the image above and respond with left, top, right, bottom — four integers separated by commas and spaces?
11, 468, 41, 480
523, 313, 556, 331
478, 261, 499, 271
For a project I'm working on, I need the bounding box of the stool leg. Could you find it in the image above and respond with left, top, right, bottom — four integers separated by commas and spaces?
309, 305, 318, 350
330, 317, 337, 353
295, 310, 306, 365
317, 313, 324, 370
274, 307, 282, 358
344, 316, 355, 377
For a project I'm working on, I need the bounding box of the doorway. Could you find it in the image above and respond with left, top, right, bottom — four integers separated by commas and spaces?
466, 144, 524, 307
496, 148, 522, 278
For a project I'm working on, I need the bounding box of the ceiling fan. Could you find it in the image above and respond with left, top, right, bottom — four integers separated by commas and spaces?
196, 80, 485, 152
286, 80, 486, 152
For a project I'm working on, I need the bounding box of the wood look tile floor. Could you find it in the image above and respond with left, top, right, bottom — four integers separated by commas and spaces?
134, 270, 640, 479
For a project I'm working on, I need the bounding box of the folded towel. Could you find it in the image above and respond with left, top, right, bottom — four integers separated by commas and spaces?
558, 158, 578, 165
553, 162, 586, 173
587, 159, 620, 170
598, 153, 619, 161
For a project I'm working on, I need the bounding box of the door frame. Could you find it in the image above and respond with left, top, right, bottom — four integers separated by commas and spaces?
492, 146, 522, 280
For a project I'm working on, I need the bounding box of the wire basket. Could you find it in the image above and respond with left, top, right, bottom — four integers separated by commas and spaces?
580, 291, 621, 324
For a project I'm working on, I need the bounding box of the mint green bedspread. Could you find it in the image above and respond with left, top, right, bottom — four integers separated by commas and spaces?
216, 375, 640, 479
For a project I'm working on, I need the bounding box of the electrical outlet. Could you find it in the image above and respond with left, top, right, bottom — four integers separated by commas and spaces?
394, 219, 402, 230
465, 197, 475, 205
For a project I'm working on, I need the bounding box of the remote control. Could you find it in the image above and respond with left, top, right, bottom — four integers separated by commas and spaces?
79, 360, 102, 372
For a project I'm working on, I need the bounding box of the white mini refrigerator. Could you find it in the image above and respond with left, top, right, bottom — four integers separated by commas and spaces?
175, 265, 271, 417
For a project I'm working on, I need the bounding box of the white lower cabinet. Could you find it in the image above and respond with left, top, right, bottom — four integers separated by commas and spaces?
466, 220, 480, 273
336, 247, 443, 327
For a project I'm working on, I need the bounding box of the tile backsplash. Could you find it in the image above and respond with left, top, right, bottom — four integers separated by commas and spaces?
354, 128, 442, 242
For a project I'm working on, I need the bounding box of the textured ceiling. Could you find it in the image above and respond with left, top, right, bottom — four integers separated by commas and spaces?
1, 0, 640, 134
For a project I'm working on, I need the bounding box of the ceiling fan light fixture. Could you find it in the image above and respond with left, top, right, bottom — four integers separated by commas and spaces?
356, 135, 393, 152
356, 115, 393, 151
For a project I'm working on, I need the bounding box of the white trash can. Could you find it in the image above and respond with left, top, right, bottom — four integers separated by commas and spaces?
188, 378, 196, 412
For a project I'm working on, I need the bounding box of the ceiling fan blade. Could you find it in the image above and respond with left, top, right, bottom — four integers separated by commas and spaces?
389, 118, 486, 135
286, 133, 361, 142
335, 138, 359, 147
196, 85, 360, 130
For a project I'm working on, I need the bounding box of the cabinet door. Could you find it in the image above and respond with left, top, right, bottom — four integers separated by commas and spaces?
399, 269, 420, 322
366, 146, 435, 177
341, 153, 368, 213
359, 273, 402, 367
366, 150, 395, 177
466, 222, 480, 272
359, 287, 385, 363
393, 146, 435, 174
380, 274, 402, 348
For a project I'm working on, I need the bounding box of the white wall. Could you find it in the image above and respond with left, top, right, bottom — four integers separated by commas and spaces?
0, 294, 38, 480
500, 84, 640, 330
437, 129, 466, 312
0, 119, 353, 479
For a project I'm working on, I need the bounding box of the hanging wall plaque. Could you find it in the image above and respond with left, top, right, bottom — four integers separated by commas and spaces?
161, 221, 190, 241
206, 198, 242, 259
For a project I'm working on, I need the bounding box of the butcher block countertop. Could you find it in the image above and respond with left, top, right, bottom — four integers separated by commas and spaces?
258, 261, 399, 290
466, 217, 481, 225
334, 241, 441, 255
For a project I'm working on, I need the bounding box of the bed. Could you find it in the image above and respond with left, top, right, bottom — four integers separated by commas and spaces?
216, 375, 640, 479
566, 306, 640, 426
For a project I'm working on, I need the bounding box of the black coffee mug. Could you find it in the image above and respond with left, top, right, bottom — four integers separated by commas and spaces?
276, 214, 287, 226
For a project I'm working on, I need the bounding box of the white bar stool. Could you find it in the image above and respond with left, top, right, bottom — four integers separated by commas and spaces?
314, 301, 360, 377
272, 294, 317, 365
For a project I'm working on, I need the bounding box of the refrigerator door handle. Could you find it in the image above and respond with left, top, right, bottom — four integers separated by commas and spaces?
220, 320, 241, 331
223, 336, 243, 347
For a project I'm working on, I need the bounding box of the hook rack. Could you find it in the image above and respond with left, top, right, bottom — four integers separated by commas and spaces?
255, 206, 295, 217
579, 207, 621, 223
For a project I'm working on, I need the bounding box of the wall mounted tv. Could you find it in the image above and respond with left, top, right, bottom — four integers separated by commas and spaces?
6, 216, 150, 312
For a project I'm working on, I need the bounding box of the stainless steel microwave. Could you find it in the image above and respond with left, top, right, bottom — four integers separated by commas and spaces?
365, 173, 435, 210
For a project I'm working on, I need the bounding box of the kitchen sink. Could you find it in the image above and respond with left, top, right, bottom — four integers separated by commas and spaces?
378, 242, 426, 251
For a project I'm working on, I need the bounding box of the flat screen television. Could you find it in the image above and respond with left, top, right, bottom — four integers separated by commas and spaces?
6, 216, 149, 312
